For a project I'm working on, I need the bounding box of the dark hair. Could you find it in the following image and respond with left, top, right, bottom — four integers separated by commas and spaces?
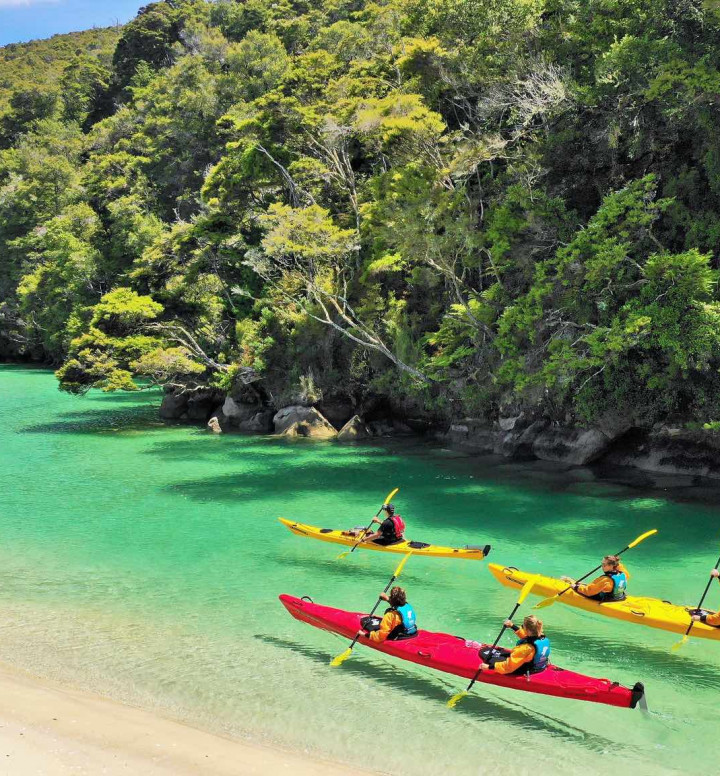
603, 555, 621, 569
383, 503, 395, 515
388, 586, 406, 608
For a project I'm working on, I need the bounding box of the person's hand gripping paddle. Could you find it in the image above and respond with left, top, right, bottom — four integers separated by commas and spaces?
337, 487, 399, 560
330, 551, 412, 667
447, 575, 538, 707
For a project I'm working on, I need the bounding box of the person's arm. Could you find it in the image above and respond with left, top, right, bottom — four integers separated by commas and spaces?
574, 575, 613, 597
362, 530, 381, 542
492, 643, 535, 675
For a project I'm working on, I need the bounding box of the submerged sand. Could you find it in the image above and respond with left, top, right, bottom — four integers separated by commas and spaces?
0, 662, 374, 775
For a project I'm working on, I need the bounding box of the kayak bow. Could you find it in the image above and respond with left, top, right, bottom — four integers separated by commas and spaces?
279, 595, 645, 709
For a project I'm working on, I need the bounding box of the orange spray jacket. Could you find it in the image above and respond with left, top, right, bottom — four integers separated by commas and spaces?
367, 610, 402, 643
575, 563, 630, 598
492, 628, 537, 675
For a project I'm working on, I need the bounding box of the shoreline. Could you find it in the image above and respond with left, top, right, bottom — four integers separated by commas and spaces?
0, 661, 375, 776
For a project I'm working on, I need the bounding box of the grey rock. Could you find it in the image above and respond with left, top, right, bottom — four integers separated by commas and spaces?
532, 426, 612, 466
337, 415, 371, 441
238, 410, 275, 434
273, 406, 337, 438
159, 390, 188, 419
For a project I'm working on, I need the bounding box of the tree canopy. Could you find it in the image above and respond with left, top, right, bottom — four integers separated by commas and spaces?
2, 0, 720, 427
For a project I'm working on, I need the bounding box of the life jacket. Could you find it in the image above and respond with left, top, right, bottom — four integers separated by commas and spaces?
387, 603, 417, 639
390, 514, 405, 538
596, 570, 627, 602
516, 635, 551, 673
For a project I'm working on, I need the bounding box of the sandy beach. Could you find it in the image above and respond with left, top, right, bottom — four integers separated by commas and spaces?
0, 662, 373, 776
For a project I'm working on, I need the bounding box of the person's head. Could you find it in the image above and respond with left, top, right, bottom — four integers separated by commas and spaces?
388, 586, 406, 608
602, 555, 621, 572
523, 615, 543, 638
383, 503, 395, 516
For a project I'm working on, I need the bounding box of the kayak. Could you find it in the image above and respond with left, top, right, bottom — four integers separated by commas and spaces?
278, 518, 490, 560
279, 594, 645, 709
488, 563, 720, 641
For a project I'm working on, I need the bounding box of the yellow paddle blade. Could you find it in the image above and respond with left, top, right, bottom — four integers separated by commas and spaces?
330, 648, 353, 667
532, 596, 556, 610
336, 550, 350, 560
393, 551, 413, 579
384, 487, 399, 505
670, 635, 689, 652
518, 575, 539, 605
447, 691, 468, 708
628, 528, 658, 548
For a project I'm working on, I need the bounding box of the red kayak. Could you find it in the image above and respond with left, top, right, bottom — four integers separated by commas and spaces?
280, 595, 645, 709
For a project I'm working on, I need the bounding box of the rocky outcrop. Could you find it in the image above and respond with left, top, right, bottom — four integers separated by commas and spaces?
237, 410, 275, 434
368, 419, 414, 437
440, 415, 628, 465
532, 426, 613, 466
273, 406, 337, 438
159, 388, 224, 422
159, 389, 188, 420
338, 415, 371, 441
603, 426, 720, 479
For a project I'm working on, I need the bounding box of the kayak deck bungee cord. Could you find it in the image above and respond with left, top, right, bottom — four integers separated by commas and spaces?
488, 563, 720, 641
278, 518, 491, 560
280, 595, 646, 709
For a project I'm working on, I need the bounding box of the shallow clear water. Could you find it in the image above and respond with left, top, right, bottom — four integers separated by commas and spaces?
1, 365, 718, 775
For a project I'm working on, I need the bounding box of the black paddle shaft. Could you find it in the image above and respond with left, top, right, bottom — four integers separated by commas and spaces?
556, 542, 634, 599
465, 601, 522, 692
349, 503, 386, 555
349, 573, 399, 649
683, 554, 720, 637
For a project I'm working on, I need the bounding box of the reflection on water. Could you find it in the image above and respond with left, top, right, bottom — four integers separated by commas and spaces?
0, 365, 718, 776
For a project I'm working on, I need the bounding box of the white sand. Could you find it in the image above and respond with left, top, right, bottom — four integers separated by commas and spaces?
0, 662, 374, 775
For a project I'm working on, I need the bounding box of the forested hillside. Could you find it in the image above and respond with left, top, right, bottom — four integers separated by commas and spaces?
2, 0, 720, 430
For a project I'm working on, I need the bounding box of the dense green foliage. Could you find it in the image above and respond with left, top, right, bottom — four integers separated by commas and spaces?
2, 0, 720, 426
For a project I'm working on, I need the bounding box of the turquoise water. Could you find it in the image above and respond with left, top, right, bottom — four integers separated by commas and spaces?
1, 365, 719, 775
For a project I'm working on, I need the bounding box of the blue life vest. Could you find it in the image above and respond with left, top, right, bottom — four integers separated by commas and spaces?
396, 603, 418, 635
598, 570, 627, 602
517, 635, 551, 672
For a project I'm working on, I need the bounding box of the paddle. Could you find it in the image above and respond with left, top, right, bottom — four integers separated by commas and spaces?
671, 551, 720, 652
447, 575, 539, 708
533, 528, 658, 611
330, 551, 413, 667
337, 487, 399, 560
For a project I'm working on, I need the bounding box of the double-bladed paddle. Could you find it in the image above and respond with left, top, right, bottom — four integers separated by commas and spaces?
337, 487, 399, 560
533, 529, 658, 611
447, 574, 539, 708
330, 551, 413, 667
671, 550, 720, 652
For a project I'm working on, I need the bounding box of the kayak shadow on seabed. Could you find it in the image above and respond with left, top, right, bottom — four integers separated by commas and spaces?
254, 633, 638, 752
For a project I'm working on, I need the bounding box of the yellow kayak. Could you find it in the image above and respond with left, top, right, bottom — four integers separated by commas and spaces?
488, 563, 720, 641
279, 518, 491, 560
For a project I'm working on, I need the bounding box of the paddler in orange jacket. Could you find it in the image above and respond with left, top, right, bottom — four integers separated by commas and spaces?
479, 615, 550, 675
561, 555, 629, 602
356, 586, 418, 643
691, 568, 720, 627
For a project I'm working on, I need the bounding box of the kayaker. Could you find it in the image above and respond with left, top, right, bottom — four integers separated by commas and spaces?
561, 555, 628, 602
357, 586, 418, 643
352, 503, 406, 546
691, 568, 720, 627
479, 615, 550, 675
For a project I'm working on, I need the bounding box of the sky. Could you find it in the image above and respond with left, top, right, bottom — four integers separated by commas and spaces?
0, 0, 148, 47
